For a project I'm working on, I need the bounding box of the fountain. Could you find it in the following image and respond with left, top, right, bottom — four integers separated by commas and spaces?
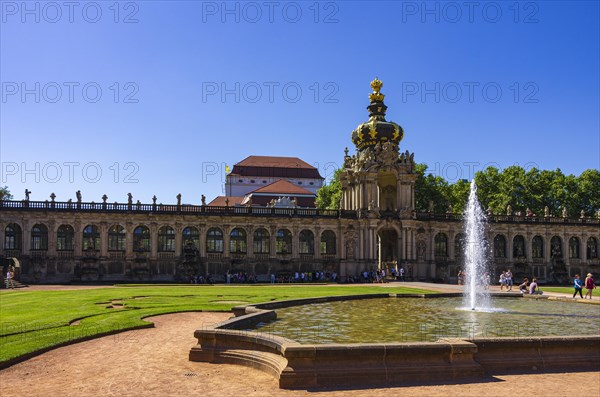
462, 180, 491, 311
190, 185, 600, 389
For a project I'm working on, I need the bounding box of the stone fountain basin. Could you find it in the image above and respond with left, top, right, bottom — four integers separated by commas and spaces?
189, 293, 600, 389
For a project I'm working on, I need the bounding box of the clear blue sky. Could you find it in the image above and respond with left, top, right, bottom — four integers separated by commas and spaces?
1, 1, 599, 204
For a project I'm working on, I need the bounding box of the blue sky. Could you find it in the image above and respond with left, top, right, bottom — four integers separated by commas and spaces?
1, 1, 599, 204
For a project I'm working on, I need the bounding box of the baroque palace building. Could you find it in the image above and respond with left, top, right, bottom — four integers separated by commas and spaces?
1, 79, 599, 284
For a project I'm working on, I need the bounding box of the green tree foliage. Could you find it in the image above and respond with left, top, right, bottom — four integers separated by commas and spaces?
414, 163, 450, 213
316, 169, 342, 209
315, 164, 600, 216
0, 186, 11, 200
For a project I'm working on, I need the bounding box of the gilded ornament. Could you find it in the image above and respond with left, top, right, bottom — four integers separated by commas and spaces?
369, 121, 377, 139
392, 124, 400, 141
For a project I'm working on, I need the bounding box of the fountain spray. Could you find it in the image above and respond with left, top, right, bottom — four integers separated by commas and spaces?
462, 180, 491, 311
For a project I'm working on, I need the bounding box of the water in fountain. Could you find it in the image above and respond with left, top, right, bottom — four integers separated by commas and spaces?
462, 180, 491, 311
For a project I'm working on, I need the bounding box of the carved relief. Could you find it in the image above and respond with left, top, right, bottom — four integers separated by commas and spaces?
344, 229, 356, 259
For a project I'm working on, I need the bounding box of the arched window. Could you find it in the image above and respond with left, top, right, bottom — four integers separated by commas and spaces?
31, 224, 48, 250
158, 226, 175, 252
108, 225, 125, 251
299, 230, 314, 254
206, 228, 223, 253
454, 233, 465, 257
587, 237, 598, 259
569, 237, 580, 259
253, 228, 270, 254
551, 236, 562, 258
182, 227, 200, 250
320, 230, 336, 255
4, 223, 22, 250
513, 235, 525, 258
57, 225, 74, 251
276, 229, 292, 254
230, 228, 247, 254
133, 226, 150, 252
532, 236, 544, 258
434, 233, 448, 257
494, 234, 506, 258
82, 225, 100, 251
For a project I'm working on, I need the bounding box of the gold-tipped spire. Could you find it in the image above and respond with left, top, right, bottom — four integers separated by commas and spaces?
369, 77, 385, 102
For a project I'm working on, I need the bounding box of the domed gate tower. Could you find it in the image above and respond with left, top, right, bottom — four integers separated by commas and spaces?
340, 79, 418, 275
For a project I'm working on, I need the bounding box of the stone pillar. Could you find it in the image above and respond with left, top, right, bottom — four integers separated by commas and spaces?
449, 231, 455, 260
246, 226, 255, 259
314, 227, 321, 259
47, 220, 56, 256
199, 225, 207, 257
150, 223, 158, 260
22, 220, 31, 253
526, 231, 532, 262
223, 226, 231, 258
411, 229, 416, 261
377, 233, 381, 269
99, 222, 108, 257
174, 224, 182, 257
339, 226, 345, 260
398, 230, 403, 262
269, 226, 277, 257
74, 221, 82, 257
125, 222, 134, 259
507, 232, 513, 262
396, 179, 403, 210
0, 221, 5, 251
358, 227, 364, 261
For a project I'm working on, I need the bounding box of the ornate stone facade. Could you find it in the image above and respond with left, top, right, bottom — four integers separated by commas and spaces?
1, 80, 598, 284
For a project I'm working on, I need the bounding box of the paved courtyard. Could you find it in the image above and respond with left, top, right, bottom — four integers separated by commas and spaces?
1, 283, 598, 396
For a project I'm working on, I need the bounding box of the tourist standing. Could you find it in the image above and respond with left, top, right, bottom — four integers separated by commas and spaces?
505, 269, 513, 291
573, 274, 583, 298
499, 271, 507, 291
5, 267, 14, 289
584, 273, 595, 299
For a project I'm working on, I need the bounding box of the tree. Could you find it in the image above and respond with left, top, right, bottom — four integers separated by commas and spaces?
315, 163, 599, 217
576, 169, 600, 216
0, 186, 11, 200
447, 179, 470, 214
316, 169, 342, 210
414, 163, 450, 213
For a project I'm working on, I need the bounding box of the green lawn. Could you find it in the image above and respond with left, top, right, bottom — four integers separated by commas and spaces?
543, 286, 584, 294
0, 284, 432, 364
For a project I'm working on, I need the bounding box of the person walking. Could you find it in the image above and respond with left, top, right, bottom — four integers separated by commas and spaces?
5, 267, 14, 289
584, 273, 595, 299
573, 274, 584, 299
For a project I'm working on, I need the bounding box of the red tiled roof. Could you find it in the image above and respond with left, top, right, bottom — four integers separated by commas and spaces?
249, 179, 315, 196
231, 156, 324, 179
206, 196, 245, 206
236, 156, 316, 169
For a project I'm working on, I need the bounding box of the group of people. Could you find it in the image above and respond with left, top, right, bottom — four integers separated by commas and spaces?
499, 270, 514, 291
188, 274, 213, 284
572, 273, 595, 299
390, 267, 407, 281
518, 277, 542, 295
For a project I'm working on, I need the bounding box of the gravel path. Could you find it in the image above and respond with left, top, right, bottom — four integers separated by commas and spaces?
1, 311, 598, 397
